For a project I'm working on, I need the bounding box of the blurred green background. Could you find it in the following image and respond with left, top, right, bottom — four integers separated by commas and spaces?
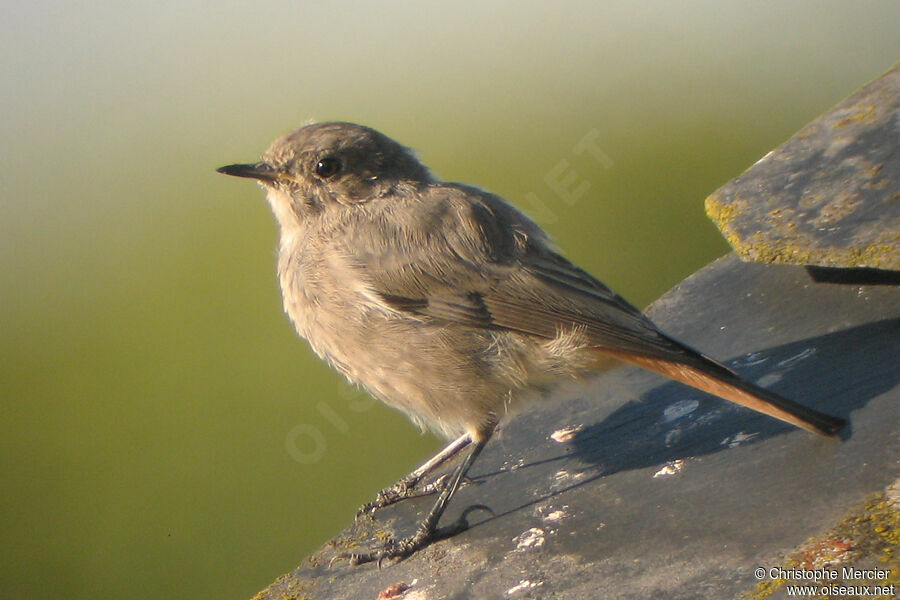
1, 1, 897, 599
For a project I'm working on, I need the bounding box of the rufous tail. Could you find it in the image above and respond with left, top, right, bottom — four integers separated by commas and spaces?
603, 350, 846, 437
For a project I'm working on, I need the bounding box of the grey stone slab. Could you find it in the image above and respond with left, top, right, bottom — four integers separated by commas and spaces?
253, 254, 899, 600
705, 64, 900, 270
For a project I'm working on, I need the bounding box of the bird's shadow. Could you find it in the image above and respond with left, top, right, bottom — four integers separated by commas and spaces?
465, 317, 898, 524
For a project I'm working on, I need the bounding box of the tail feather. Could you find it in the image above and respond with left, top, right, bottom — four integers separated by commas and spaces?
602, 349, 846, 437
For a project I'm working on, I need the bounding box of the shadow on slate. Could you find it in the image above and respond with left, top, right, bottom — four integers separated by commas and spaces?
568, 316, 896, 473
806, 265, 900, 285
254, 254, 899, 600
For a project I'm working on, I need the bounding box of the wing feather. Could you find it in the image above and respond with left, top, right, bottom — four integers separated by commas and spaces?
354, 185, 709, 366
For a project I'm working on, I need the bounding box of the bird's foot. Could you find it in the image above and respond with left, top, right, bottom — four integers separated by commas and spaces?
345, 517, 468, 567
339, 504, 493, 567
355, 473, 452, 519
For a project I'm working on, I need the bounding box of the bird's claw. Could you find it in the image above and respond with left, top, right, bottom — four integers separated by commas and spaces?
354, 473, 453, 519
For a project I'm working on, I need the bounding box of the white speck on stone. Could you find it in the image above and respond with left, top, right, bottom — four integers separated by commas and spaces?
721, 431, 759, 448
777, 347, 816, 368
550, 424, 584, 442
502, 457, 526, 471
543, 508, 567, 523
513, 527, 546, 551
663, 399, 699, 422
506, 579, 544, 596
553, 469, 584, 481
887, 477, 900, 508
732, 351, 768, 368
753, 150, 776, 166
653, 459, 685, 478
549, 469, 585, 492
664, 428, 683, 448
755, 372, 783, 387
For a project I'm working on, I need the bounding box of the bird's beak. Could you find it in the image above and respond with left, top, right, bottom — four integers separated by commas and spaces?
216, 162, 279, 181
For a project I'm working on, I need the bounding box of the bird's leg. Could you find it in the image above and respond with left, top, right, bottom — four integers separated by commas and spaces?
356, 434, 471, 518
348, 433, 490, 565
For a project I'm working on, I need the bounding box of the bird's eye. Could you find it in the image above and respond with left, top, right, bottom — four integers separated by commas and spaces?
314, 157, 341, 179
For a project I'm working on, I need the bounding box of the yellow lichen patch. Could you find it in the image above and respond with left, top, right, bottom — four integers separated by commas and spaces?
724, 226, 899, 270
249, 573, 314, 600
732, 230, 817, 266
795, 122, 821, 140
811, 190, 862, 228
705, 192, 744, 250
705, 192, 737, 225
864, 177, 891, 191
834, 103, 879, 128
701, 191, 897, 269
798, 192, 825, 210
734, 491, 900, 600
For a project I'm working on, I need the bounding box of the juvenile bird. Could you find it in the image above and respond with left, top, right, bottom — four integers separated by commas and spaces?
218, 122, 845, 564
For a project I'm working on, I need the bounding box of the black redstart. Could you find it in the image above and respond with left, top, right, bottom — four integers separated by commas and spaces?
218, 122, 845, 564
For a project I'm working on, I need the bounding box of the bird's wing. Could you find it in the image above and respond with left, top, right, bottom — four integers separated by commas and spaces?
347, 185, 707, 366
